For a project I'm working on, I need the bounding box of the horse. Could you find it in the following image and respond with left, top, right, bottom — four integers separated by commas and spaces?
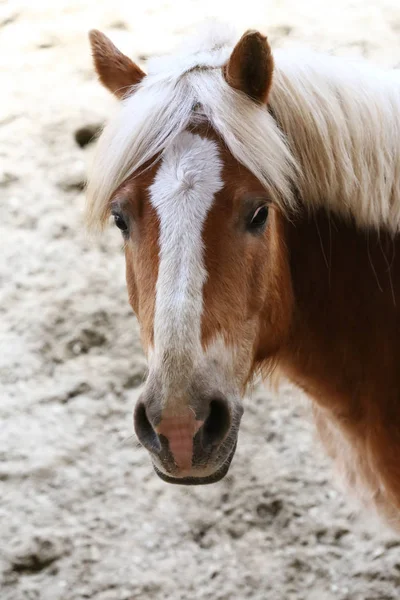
86, 22, 400, 528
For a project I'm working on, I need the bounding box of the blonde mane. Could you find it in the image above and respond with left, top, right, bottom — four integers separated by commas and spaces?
86, 22, 400, 233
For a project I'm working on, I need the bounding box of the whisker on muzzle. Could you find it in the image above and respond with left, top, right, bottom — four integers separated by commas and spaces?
116, 434, 142, 449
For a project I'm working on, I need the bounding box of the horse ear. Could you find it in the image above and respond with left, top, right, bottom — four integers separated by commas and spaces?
224, 31, 273, 103
88, 29, 145, 99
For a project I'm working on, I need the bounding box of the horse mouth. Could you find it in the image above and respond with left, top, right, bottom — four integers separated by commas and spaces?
153, 442, 237, 485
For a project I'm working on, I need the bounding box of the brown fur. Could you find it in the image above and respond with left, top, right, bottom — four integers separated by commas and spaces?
200, 129, 293, 388
111, 168, 160, 351
271, 210, 400, 523
224, 31, 274, 103
89, 30, 145, 98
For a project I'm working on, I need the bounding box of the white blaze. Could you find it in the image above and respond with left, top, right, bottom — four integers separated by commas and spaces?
149, 131, 223, 389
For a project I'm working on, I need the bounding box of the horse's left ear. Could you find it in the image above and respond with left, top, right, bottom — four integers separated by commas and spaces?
89, 29, 145, 99
224, 31, 273, 104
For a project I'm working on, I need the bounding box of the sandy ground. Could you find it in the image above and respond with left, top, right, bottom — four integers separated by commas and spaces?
2, 1, 400, 599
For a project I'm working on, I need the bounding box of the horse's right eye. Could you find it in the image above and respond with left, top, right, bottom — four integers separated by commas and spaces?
114, 214, 128, 231
111, 211, 129, 235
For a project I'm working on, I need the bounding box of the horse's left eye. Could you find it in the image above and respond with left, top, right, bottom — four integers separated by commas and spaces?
248, 205, 269, 232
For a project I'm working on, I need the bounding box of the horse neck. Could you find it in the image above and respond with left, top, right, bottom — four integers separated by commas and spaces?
279, 210, 400, 417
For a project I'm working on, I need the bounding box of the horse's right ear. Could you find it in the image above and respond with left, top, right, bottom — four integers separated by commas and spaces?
88, 30, 145, 99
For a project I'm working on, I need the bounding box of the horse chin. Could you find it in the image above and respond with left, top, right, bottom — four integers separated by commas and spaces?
153, 442, 237, 485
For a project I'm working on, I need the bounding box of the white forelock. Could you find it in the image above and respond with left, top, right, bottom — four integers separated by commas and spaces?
87, 21, 400, 233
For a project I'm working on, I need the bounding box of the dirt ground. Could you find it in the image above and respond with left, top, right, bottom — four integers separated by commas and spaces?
2, 1, 400, 599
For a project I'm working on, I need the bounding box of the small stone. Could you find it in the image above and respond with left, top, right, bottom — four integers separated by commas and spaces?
37, 37, 58, 49
0, 171, 18, 187
61, 382, 91, 403
109, 20, 128, 30
74, 124, 102, 148
123, 367, 147, 389
67, 329, 107, 356
256, 499, 283, 519
272, 25, 293, 37
56, 161, 86, 192
9, 536, 65, 574
0, 13, 18, 28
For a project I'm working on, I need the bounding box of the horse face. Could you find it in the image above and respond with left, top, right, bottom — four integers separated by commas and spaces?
88, 27, 293, 483
109, 126, 292, 484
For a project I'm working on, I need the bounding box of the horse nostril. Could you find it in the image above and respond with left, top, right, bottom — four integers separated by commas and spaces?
202, 398, 231, 449
134, 402, 161, 453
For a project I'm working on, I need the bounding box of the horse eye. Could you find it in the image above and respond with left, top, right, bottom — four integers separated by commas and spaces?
248, 205, 269, 231
113, 213, 128, 233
